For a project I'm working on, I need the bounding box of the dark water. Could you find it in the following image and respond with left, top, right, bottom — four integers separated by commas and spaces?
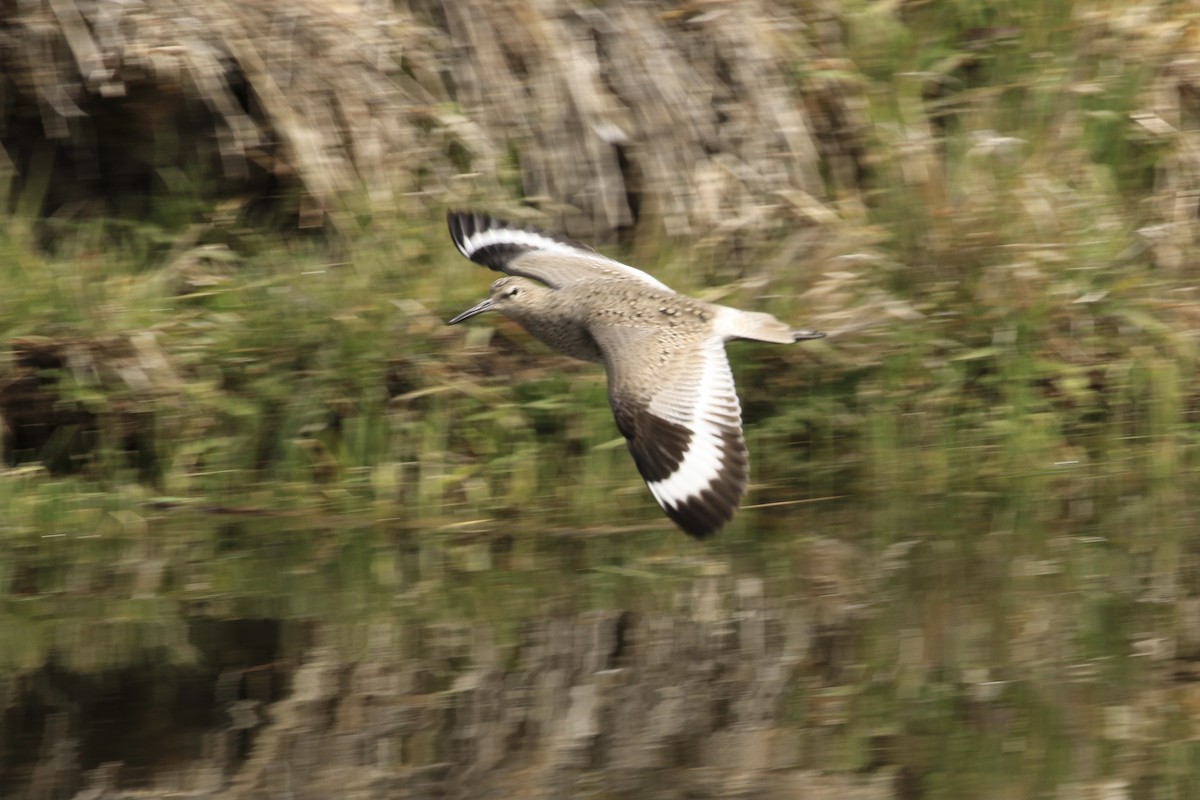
3, 462, 1200, 799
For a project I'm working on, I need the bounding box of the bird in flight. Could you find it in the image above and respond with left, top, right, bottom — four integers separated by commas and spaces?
446, 211, 824, 538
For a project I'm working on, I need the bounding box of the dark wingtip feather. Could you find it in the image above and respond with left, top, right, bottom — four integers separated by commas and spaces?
446, 210, 598, 269
617, 405, 747, 540
446, 209, 479, 259
662, 432, 747, 539
664, 488, 735, 539
448, 210, 513, 270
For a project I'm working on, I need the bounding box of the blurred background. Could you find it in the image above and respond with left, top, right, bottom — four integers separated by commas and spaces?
1, 0, 1198, 797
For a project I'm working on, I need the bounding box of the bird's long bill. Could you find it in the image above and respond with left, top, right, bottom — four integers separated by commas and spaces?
447, 297, 495, 325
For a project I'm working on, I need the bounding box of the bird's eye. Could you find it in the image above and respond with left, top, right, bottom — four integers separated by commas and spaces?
507, 287, 520, 297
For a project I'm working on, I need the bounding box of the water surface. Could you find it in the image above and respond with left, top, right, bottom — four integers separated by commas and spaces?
3, 459, 1199, 799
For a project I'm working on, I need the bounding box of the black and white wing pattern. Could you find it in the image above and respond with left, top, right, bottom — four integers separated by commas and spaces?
447, 211, 672, 292
594, 326, 749, 539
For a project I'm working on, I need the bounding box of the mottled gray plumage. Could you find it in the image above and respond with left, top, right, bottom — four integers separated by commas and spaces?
447, 211, 824, 539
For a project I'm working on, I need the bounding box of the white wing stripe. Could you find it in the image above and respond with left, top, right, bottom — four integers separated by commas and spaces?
645, 337, 742, 509
458, 227, 591, 260
459, 225, 673, 291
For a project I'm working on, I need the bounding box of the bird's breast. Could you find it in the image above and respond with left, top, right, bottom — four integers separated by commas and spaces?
516, 314, 604, 363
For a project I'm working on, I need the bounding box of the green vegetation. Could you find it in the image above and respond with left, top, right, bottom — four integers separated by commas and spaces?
0, 3, 1193, 538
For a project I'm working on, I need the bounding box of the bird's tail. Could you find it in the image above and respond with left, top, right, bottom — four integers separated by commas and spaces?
715, 307, 825, 344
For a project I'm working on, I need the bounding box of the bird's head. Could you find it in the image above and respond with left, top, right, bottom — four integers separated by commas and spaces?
448, 277, 548, 324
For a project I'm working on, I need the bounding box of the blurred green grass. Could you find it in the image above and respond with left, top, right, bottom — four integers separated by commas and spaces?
0, 0, 1191, 574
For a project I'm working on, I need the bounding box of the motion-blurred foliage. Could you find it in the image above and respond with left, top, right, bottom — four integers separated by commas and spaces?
0, 0, 1194, 528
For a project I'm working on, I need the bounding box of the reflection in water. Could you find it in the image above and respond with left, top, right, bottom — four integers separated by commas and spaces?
3, 467, 1200, 798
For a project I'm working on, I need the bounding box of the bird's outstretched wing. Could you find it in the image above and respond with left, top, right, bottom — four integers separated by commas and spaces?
447, 211, 672, 292
592, 325, 748, 539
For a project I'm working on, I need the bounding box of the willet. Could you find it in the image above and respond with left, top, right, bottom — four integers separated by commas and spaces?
447, 211, 824, 539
